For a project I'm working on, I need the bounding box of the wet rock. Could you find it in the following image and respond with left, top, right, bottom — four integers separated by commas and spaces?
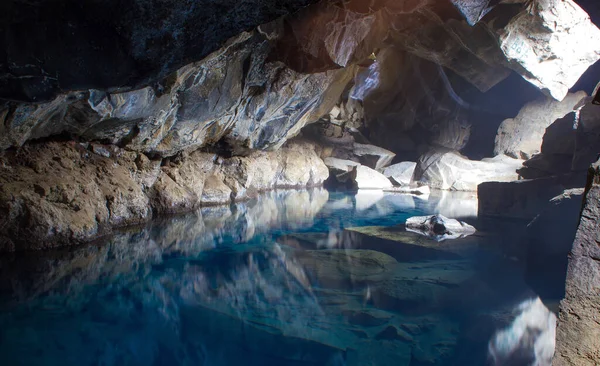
494, 92, 587, 160
347, 340, 411, 366
499, 0, 600, 100
343, 311, 392, 328
295, 249, 398, 289
413, 148, 523, 191
383, 162, 416, 186
405, 215, 476, 241
554, 158, 600, 366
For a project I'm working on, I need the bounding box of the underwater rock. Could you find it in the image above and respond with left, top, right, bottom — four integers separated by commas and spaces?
499, 0, 600, 100
554, 158, 600, 366
383, 162, 416, 187
494, 91, 588, 160
405, 215, 476, 241
413, 148, 523, 191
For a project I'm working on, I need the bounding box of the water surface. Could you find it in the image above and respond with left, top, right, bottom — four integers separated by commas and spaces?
0, 189, 560, 366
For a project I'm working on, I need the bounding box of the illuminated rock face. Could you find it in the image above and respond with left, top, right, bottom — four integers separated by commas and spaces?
499, 0, 600, 101
0, 138, 328, 251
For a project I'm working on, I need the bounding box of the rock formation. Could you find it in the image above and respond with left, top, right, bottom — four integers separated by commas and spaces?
494, 92, 588, 160
405, 214, 476, 241
0, 138, 328, 251
554, 158, 600, 365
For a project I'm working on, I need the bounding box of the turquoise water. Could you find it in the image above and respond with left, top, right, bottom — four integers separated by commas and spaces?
0, 190, 560, 366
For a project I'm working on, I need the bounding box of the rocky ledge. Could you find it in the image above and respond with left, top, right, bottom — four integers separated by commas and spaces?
0, 138, 328, 251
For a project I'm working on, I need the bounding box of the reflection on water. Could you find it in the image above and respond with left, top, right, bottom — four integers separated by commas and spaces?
0, 189, 559, 366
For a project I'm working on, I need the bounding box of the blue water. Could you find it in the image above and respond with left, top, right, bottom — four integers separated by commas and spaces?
0, 189, 561, 366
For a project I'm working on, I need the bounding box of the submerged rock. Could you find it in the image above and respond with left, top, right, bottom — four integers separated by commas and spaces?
405, 215, 476, 241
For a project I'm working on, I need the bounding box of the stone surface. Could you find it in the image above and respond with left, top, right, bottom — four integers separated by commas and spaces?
499, 0, 600, 100
405, 215, 476, 241
413, 148, 523, 191
352, 143, 396, 170
478, 174, 586, 220
0, 32, 355, 156
0, 0, 322, 102
494, 92, 588, 160
342, 165, 394, 190
383, 162, 416, 186
554, 159, 600, 366
0, 138, 328, 251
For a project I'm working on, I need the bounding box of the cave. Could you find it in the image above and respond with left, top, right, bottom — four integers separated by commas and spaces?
0, 0, 599, 365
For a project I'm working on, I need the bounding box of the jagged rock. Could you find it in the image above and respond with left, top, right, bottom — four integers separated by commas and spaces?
499, 0, 600, 101
323, 157, 361, 176
383, 162, 416, 186
352, 143, 396, 170
0, 138, 328, 251
494, 92, 587, 160
554, 159, 600, 366
0, 32, 356, 156
0, 0, 322, 102
405, 215, 476, 241
572, 102, 600, 171
413, 148, 523, 191
339, 165, 393, 190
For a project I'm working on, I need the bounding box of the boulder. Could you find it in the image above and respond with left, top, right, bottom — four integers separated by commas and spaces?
405, 215, 476, 241
493, 92, 588, 160
352, 143, 396, 170
323, 157, 360, 176
554, 159, 600, 366
383, 162, 416, 186
413, 148, 523, 191
340, 165, 393, 190
499, 0, 600, 101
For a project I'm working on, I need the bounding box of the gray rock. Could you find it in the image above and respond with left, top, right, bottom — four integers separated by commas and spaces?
383, 162, 416, 186
341, 165, 393, 190
352, 143, 396, 170
499, 0, 600, 100
323, 157, 360, 176
494, 92, 588, 160
405, 214, 476, 241
554, 159, 600, 366
413, 148, 523, 191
